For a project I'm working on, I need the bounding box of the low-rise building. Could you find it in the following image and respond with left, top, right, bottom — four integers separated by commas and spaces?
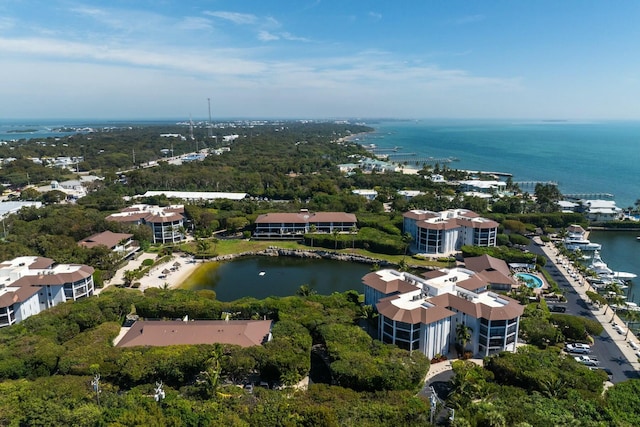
403, 209, 498, 255
78, 230, 139, 259
578, 199, 623, 222
363, 266, 523, 359
352, 189, 378, 200
254, 211, 357, 239
116, 319, 273, 348
0, 256, 94, 328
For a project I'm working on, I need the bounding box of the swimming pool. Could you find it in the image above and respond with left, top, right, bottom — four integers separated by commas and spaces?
515, 272, 544, 289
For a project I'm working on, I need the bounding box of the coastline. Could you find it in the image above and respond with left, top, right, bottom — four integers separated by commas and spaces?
536, 237, 640, 373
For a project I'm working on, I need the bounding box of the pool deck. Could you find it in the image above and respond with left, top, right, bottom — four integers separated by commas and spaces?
534, 237, 640, 372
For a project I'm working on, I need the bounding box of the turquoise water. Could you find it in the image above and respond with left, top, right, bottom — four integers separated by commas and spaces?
359, 120, 640, 208
515, 272, 544, 289
360, 120, 640, 303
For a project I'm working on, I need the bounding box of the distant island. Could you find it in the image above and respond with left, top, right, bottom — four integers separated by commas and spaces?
6, 129, 38, 133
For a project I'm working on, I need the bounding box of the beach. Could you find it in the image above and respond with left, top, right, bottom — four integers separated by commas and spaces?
97, 252, 201, 294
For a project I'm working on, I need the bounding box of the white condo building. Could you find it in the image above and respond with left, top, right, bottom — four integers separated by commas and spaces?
403, 209, 499, 255
363, 264, 523, 359
106, 204, 185, 244
0, 257, 95, 328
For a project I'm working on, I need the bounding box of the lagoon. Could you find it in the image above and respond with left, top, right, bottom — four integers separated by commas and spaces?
181, 256, 373, 301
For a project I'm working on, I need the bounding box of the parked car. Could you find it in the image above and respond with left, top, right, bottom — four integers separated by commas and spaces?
549, 305, 566, 313
574, 355, 599, 366
565, 343, 591, 354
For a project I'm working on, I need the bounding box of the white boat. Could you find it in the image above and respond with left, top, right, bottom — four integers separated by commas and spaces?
564, 237, 602, 251
588, 251, 637, 281
563, 224, 602, 251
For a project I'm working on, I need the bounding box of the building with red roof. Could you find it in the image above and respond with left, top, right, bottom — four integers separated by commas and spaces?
363, 255, 523, 358
116, 319, 273, 348
254, 210, 357, 239
403, 209, 498, 255
106, 204, 185, 244
78, 230, 139, 259
0, 256, 95, 328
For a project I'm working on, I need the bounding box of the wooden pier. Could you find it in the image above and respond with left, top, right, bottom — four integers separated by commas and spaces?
564, 193, 615, 200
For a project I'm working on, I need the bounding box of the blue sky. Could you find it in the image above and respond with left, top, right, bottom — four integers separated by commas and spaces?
1, 0, 640, 120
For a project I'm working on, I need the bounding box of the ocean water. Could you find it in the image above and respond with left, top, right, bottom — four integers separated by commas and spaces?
358, 120, 639, 208
359, 119, 640, 303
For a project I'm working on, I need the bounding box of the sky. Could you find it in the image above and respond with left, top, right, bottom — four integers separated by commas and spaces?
2, 0, 640, 120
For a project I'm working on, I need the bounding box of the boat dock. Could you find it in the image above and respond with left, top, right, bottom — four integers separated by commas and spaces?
535, 237, 640, 374
461, 170, 513, 178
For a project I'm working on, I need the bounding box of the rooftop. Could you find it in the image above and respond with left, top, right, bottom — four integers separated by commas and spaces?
116, 319, 273, 348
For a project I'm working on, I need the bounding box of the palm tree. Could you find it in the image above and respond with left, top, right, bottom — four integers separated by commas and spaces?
401, 232, 413, 262
196, 239, 211, 258
308, 224, 317, 248
200, 344, 223, 398
350, 226, 358, 250
456, 323, 472, 355
296, 284, 316, 297
359, 305, 378, 334
123, 270, 136, 287
332, 228, 340, 250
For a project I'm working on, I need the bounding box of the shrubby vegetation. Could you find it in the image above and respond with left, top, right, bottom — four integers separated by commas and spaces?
0, 287, 432, 425
445, 346, 640, 426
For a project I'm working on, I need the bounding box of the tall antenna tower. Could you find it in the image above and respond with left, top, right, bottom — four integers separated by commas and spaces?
207, 97, 213, 138
189, 114, 194, 140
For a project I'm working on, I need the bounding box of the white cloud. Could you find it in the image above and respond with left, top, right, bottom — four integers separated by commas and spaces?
258, 31, 279, 41
175, 17, 213, 32
205, 11, 257, 25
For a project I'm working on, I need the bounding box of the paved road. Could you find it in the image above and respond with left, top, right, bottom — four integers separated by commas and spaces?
528, 240, 640, 383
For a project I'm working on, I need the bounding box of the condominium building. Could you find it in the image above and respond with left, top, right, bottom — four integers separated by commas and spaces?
106, 204, 185, 244
0, 256, 95, 328
403, 209, 498, 255
363, 262, 523, 358
78, 230, 139, 260
253, 211, 357, 239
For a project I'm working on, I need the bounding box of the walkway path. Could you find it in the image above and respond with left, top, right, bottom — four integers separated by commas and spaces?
535, 237, 640, 372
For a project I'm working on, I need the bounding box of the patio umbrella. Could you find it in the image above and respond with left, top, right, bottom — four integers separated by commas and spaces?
173, 261, 181, 267
162, 269, 170, 275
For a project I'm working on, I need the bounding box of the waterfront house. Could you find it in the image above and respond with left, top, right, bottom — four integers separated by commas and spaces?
578, 199, 623, 222
458, 179, 507, 195
253, 211, 357, 239
403, 209, 498, 255
0, 256, 94, 328
363, 267, 523, 359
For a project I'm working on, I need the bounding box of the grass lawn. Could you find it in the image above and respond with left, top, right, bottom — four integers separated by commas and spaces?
178, 238, 447, 269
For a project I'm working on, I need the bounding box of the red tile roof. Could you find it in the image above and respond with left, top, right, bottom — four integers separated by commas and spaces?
361, 271, 418, 295
116, 320, 273, 348
78, 231, 134, 249
255, 211, 357, 224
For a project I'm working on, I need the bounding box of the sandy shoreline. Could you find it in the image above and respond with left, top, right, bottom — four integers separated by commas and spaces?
138, 255, 202, 291
98, 252, 203, 294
